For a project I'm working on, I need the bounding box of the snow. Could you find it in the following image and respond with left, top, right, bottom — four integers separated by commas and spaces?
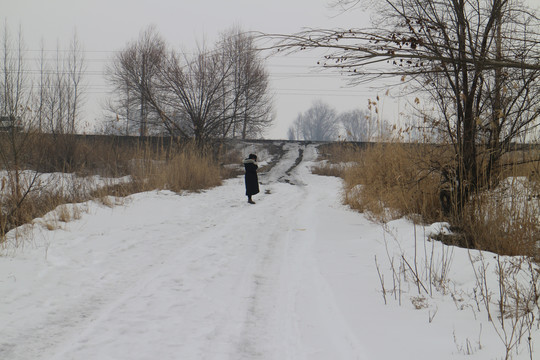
1, 142, 539, 359
0, 171, 132, 197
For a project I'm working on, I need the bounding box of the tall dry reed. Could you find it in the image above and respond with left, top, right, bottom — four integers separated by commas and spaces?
1, 135, 233, 241
323, 141, 540, 257
342, 143, 442, 223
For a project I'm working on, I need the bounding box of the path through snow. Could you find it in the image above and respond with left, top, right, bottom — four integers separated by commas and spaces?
1, 142, 523, 359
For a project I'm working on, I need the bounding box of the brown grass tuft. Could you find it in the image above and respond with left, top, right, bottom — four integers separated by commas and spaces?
1, 136, 235, 242
321, 141, 540, 257
126, 143, 222, 193
459, 179, 540, 258
342, 143, 442, 223
311, 162, 347, 177
317, 142, 364, 164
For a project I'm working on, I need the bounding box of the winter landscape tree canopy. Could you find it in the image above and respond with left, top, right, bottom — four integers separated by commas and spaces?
288, 101, 385, 141
106, 26, 273, 143
288, 101, 339, 141
268, 0, 540, 206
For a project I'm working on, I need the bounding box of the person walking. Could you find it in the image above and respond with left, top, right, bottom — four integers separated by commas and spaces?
243, 153, 259, 204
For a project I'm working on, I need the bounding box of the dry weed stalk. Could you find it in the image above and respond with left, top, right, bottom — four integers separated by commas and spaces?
377, 224, 454, 306
458, 178, 540, 258
311, 161, 349, 178
318, 134, 540, 359
469, 252, 540, 359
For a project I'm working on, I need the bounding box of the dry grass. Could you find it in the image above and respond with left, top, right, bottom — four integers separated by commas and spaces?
458, 179, 540, 258
1, 190, 77, 236
128, 144, 223, 193
320, 141, 540, 257
1, 135, 236, 241
317, 142, 365, 163
311, 162, 347, 178
461, 152, 540, 257
312, 142, 366, 178
341, 143, 442, 223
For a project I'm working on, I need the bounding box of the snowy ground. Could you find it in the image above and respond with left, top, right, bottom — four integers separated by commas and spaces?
0, 171, 132, 197
1, 142, 539, 359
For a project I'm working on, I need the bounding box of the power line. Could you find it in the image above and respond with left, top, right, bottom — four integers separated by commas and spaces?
3, 50, 369, 98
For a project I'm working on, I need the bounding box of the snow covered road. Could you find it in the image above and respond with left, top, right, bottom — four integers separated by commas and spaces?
0, 142, 525, 359
0, 143, 372, 359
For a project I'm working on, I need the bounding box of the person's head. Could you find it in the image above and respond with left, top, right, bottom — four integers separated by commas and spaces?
248, 154, 257, 161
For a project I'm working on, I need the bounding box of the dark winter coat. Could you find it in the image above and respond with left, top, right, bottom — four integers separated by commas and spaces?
243, 158, 260, 196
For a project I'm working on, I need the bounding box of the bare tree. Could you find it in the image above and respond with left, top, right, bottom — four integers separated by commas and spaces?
36, 34, 86, 138
153, 28, 273, 143
289, 100, 340, 141
0, 22, 39, 235
0, 23, 88, 234
287, 126, 296, 140
107, 26, 168, 137
106, 26, 274, 144
268, 0, 540, 203
287, 112, 303, 140
1, 23, 31, 174
217, 26, 273, 139
1, 23, 28, 123
36, 39, 46, 132
39, 44, 65, 135
158, 46, 233, 142
66, 31, 85, 134
338, 108, 378, 141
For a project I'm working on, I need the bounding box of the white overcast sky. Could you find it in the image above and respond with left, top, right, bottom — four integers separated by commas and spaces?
4, 0, 539, 138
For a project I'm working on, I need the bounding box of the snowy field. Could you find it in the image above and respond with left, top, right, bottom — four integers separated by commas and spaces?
1, 142, 539, 359
0, 171, 132, 195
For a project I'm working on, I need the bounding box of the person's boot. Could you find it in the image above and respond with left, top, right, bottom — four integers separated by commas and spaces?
248, 197, 255, 204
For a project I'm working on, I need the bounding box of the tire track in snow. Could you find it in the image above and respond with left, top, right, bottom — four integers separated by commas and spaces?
260, 142, 305, 186
2, 142, 369, 360
10, 144, 305, 360
229, 144, 367, 360
3, 187, 257, 360
46, 191, 267, 360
